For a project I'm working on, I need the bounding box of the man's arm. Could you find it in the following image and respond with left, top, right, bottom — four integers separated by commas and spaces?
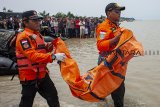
109, 31, 122, 48
45, 42, 54, 52
96, 24, 123, 52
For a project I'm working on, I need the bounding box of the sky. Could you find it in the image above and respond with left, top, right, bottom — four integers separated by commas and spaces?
0, 0, 160, 20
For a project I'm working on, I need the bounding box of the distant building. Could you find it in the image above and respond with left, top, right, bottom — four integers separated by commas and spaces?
0, 12, 22, 19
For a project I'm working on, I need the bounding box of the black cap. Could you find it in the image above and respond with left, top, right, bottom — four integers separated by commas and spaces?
22, 10, 43, 21
105, 3, 125, 13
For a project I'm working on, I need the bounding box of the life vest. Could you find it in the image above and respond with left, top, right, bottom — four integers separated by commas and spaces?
16, 31, 48, 81
53, 29, 144, 102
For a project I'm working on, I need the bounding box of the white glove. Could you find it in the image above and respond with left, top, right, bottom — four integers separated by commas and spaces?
52, 53, 66, 62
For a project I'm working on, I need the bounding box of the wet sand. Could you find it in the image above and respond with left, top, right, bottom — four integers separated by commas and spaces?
0, 21, 160, 107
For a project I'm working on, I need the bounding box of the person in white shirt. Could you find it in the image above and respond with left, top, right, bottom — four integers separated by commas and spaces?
79, 18, 85, 38
53, 18, 59, 35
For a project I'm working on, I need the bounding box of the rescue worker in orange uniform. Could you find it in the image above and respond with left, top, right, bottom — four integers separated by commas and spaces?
16, 10, 66, 107
96, 3, 126, 107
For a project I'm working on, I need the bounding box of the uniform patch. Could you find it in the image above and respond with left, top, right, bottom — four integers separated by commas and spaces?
111, 27, 116, 33
20, 39, 31, 50
32, 34, 37, 39
100, 31, 106, 39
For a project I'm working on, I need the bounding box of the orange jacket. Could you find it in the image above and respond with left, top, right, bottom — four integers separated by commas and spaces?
16, 28, 53, 81
96, 18, 121, 53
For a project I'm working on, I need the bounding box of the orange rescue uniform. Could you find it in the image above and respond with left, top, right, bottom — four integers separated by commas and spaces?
96, 18, 121, 53
16, 28, 53, 81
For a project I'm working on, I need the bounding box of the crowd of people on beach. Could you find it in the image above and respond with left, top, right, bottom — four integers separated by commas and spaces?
0, 15, 104, 38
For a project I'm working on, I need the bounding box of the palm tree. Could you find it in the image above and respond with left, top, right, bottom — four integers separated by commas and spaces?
3, 7, 6, 12
55, 12, 66, 18
39, 10, 49, 17
67, 11, 74, 18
